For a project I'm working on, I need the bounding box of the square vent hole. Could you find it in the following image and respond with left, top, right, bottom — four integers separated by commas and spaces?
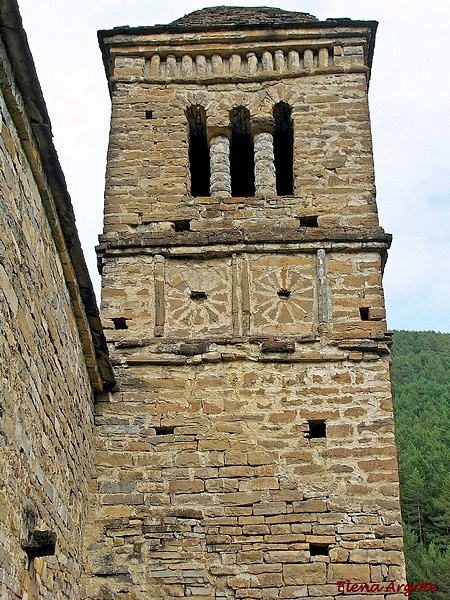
299, 216, 319, 227
190, 291, 207, 300
359, 307, 370, 321
145, 110, 153, 119
23, 530, 57, 560
308, 420, 327, 439
112, 317, 128, 330
173, 220, 191, 232
309, 543, 330, 556
155, 426, 175, 436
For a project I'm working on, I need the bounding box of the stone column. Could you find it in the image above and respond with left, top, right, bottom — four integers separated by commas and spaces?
209, 129, 231, 197
252, 119, 276, 196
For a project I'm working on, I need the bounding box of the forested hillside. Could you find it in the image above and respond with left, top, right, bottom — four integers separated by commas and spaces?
391, 330, 450, 598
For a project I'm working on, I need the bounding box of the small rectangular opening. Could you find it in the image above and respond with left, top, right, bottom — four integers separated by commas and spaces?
112, 317, 128, 330
359, 307, 370, 321
173, 220, 191, 232
308, 420, 326, 439
309, 543, 329, 556
145, 110, 153, 119
299, 216, 319, 227
155, 426, 175, 436
190, 290, 207, 301
23, 530, 56, 559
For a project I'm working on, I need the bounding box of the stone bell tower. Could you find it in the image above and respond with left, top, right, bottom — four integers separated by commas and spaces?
84, 7, 405, 599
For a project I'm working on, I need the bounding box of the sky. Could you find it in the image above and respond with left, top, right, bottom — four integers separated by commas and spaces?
16, 0, 450, 333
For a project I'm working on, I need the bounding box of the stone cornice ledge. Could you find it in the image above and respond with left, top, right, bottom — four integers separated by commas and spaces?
97, 228, 392, 260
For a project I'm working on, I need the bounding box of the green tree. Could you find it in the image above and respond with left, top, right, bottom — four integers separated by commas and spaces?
391, 331, 450, 595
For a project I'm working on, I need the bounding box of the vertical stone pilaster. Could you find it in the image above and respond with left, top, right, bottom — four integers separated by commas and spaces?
149, 54, 160, 76
181, 55, 194, 77
242, 257, 250, 336
262, 51, 273, 71
231, 254, 240, 337
274, 49, 285, 71
319, 47, 329, 68
288, 50, 301, 70
246, 52, 258, 74
154, 255, 165, 337
304, 48, 314, 70
209, 131, 231, 197
195, 54, 207, 76
211, 54, 223, 74
166, 54, 177, 77
317, 248, 329, 331
229, 54, 241, 73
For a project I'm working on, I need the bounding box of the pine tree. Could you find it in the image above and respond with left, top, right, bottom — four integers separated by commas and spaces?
391, 331, 450, 597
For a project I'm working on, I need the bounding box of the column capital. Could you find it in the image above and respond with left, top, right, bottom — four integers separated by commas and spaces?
207, 125, 230, 142
251, 116, 274, 135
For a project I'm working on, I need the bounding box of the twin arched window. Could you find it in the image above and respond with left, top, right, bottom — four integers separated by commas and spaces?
187, 102, 293, 197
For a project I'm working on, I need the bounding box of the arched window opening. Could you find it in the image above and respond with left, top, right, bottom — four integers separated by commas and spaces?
273, 102, 294, 195
186, 105, 210, 197
230, 106, 255, 197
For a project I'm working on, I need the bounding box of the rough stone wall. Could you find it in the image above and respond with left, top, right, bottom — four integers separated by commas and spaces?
85, 246, 402, 599
101, 70, 377, 236
99, 250, 386, 343
86, 16, 405, 600
0, 32, 96, 600
85, 358, 403, 600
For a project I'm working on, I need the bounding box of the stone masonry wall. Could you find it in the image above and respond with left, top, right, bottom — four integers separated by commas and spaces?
99, 249, 387, 344
86, 245, 401, 600
0, 58, 95, 600
84, 356, 404, 600
88, 15, 406, 599
101, 71, 377, 237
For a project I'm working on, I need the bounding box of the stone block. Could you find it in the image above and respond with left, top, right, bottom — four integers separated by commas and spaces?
100, 493, 144, 505
349, 549, 403, 565
175, 452, 203, 467
168, 480, 205, 493
283, 563, 326, 585
292, 499, 327, 513
242, 524, 269, 535
223, 492, 261, 506
247, 452, 273, 466
253, 502, 286, 516
327, 563, 370, 582
237, 551, 264, 564
255, 572, 283, 587
220, 466, 255, 478
279, 586, 308, 598
265, 551, 309, 564
249, 477, 279, 490
225, 451, 248, 465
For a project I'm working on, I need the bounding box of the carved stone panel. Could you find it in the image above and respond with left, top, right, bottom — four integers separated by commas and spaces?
165, 257, 233, 338
248, 254, 315, 336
